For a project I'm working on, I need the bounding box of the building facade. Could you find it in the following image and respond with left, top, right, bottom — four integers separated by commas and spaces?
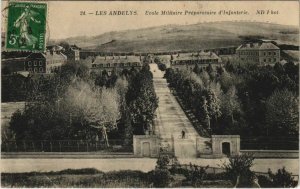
65, 45, 81, 61
236, 42, 280, 65
90, 55, 143, 75
170, 51, 222, 70
23, 51, 67, 74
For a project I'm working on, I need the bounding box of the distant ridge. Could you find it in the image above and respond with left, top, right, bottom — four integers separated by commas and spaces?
53, 21, 299, 53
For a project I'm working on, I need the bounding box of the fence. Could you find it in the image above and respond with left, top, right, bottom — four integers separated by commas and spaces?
1, 140, 132, 152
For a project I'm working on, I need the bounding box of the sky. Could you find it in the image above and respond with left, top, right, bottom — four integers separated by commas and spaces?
1, 1, 299, 40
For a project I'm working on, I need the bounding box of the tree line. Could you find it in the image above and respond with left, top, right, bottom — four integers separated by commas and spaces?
165, 61, 298, 149
7, 61, 158, 147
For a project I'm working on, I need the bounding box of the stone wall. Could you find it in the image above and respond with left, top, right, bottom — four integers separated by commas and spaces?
133, 135, 160, 158
240, 150, 299, 158
196, 137, 212, 156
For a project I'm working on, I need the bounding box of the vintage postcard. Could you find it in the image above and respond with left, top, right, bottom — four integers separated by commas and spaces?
1, 0, 299, 188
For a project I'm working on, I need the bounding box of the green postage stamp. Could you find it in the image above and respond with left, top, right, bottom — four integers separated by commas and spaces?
6, 2, 47, 52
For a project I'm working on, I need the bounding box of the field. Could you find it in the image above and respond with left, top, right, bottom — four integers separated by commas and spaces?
52, 21, 299, 53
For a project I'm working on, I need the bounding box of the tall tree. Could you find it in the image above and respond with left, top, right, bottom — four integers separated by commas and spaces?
265, 89, 298, 136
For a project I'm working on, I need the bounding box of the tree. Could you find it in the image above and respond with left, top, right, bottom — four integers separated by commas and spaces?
66, 81, 121, 146
201, 96, 210, 130
193, 64, 201, 74
207, 88, 222, 119
221, 86, 241, 125
126, 68, 158, 135
265, 89, 298, 136
223, 153, 255, 187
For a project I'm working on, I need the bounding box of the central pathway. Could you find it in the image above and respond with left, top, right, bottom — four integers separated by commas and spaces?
150, 64, 204, 158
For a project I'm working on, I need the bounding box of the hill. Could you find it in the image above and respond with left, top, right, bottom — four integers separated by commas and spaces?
57, 21, 299, 53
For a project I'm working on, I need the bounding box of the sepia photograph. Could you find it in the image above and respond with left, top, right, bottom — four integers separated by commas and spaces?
1, 0, 299, 188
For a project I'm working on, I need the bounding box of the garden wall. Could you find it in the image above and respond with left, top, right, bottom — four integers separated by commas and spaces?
133, 135, 160, 158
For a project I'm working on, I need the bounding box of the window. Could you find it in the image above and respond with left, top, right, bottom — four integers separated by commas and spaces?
34, 67, 38, 72
273, 52, 276, 55
99, 64, 103, 68
34, 61, 37, 66
268, 52, 271, 55
92, 64, 96, 68
120, 63, 124, 67
264, 59, 266, 62
28, 61, 32, 66
263, 52, 266, 56
107, 63, 110, 67
28, 68, 32, 72
274, 58, 277, 62
39, 61, 42, 66
268, 58, 271, 62
114, 63, 118, 67
39, 67, 43, 72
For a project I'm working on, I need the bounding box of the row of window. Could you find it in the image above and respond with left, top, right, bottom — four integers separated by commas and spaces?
263, 51, 277, 56
240, 57, 277, 62
27, 61, 43, 66
263, 58, 277, 62
239, 51, 259, 56
240, 57, 259, 62
172, 59, 218, 65
239, 51, 278, 56
27, 67, 44, 72
46, 60, 64, 64
92, 62, 139, 68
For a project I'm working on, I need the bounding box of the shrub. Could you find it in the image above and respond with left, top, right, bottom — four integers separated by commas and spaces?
268, 167, 298, 187
156, 154, 171, 169
187, 164, 208, 187
258, 175, 273, 187
57, 168, 103, 175
149, 168, 172, 187
158, 63, 167, 71
223, 153, 255, 187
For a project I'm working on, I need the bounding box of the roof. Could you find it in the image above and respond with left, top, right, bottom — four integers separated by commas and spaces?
93, 56, 141, 64
172, 51, 220, 61
46, 45, 64, 52
236, 42, 280, 51
70, 45, 81, 50
44, 51, 67, 60
1, 51, 32, 59
157, 55, 171, 64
